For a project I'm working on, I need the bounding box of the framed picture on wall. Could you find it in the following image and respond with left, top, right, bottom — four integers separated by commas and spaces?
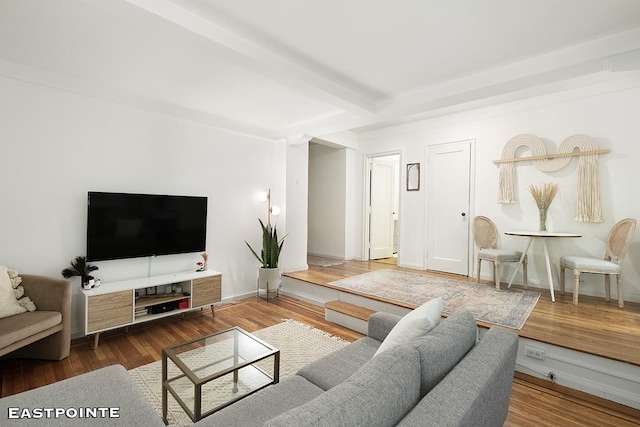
407, 163, 420, 191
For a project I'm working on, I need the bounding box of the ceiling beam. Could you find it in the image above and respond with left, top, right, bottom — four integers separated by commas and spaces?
295, 28, 640, 136
377, 27, 640, 120
0, 58, 284, 142
80, 0, 379, 117
37, 1, 640, 141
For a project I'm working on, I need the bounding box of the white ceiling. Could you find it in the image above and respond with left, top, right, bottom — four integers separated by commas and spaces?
1, 0, 640, 141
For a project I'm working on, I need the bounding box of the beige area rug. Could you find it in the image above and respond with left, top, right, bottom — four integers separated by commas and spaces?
129, 320, 349, 426
329, 269, 539, 330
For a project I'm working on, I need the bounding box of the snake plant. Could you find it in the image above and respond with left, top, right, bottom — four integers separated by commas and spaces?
245, 219, 286, 268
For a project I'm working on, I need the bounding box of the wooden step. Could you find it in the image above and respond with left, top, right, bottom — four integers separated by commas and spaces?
324, 301, 376, 334
325, 300, 376, 321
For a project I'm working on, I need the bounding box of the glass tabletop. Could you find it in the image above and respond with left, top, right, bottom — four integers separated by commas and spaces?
164, 327, 278, 383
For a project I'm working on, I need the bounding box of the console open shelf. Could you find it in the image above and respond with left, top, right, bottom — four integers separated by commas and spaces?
135, 293, 187, 309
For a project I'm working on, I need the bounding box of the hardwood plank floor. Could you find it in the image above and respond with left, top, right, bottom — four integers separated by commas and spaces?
0, 296, 362, 398
1, 281, 639, 425
287, 260, 640, 367
286, 260, 640, 424
507, 375, 640, 426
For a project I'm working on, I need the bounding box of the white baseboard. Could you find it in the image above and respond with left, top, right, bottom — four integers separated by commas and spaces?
307, 253, 345, 261
220, 291, 255, 302
397, 262, 425, 270
307, 251, 346, 260
283, 264, 309, 273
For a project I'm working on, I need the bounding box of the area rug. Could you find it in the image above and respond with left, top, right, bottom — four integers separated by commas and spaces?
129, 320, 349, 426
329, 269, 539, 330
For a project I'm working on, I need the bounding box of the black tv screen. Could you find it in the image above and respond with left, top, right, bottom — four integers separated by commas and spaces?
87, 192, 207, 261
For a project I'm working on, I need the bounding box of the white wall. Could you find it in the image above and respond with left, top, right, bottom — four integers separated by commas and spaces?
345, 147, 357, 260
355, 78, 640, 302
308, 143, 347, 259
0, 77, 291, 336
284, 141, 309, 272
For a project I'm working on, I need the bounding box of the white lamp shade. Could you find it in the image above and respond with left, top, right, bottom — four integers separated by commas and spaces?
270, 205, 281, 216
258, 191, 269, 202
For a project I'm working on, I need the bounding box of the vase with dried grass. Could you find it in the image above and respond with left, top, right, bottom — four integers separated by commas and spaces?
528, 182, 559, 231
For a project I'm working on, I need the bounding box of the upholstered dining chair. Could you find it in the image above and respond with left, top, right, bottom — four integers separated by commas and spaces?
560, 218, 637, 308
473, 216, 527, 289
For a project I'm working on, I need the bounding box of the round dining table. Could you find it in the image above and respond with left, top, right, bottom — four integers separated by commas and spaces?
504, 231, 582, 302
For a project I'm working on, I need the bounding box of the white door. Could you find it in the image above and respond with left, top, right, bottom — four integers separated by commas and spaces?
426, 141, 471, 275
369, 157, 396, 259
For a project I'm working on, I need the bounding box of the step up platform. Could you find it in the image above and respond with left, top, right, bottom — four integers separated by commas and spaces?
324, 300, 376, 335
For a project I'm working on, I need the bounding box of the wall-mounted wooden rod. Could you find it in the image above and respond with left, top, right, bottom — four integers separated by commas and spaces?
493, 149, 610, 164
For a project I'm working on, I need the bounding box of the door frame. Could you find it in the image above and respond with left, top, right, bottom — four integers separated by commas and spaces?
424, 139, 476, 276
362, 150, 402, 262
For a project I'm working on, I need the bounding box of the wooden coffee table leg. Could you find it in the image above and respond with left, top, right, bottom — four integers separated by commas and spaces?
91, 332, 100, 350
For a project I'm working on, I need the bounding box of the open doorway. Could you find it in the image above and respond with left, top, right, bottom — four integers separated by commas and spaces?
307, 142, 348, 265
365, 153, 400, 264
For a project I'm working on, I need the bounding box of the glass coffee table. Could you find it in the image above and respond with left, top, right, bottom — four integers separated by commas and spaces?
162, 327, 280, 423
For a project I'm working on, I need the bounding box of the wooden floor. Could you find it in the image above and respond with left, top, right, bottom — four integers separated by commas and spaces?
1, 262, 639, 426
286, 259, 640, 425
288, 259, 640, 367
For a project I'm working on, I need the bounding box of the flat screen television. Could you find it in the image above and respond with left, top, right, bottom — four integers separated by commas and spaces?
87, 192, 207, 262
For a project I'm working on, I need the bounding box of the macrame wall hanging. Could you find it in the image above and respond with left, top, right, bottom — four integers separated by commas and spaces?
494, 134, 609, 223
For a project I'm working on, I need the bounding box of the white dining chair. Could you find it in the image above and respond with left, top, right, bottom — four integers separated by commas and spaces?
473, 216, 527, 289
560, 218, 637, 308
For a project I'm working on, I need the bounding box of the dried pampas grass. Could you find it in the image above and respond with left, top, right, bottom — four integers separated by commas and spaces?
528, 182, 559, 209
529, 182, 559, 231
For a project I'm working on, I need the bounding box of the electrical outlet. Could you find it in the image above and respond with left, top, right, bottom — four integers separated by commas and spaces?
525, 345, 545, 360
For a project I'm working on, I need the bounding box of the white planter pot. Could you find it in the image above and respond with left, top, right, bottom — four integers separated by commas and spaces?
258, 267, 280, 299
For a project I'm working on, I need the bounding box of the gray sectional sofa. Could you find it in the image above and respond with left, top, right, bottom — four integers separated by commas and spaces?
0, 309, 518, 426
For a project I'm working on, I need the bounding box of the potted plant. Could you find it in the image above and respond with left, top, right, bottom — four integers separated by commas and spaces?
245, 219, 286, 296
61, 256, 99, 289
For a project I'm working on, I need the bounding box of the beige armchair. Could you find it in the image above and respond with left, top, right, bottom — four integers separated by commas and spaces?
0, 274, 71, 360
473, 216, 527, 289
560, 218, 637, 308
